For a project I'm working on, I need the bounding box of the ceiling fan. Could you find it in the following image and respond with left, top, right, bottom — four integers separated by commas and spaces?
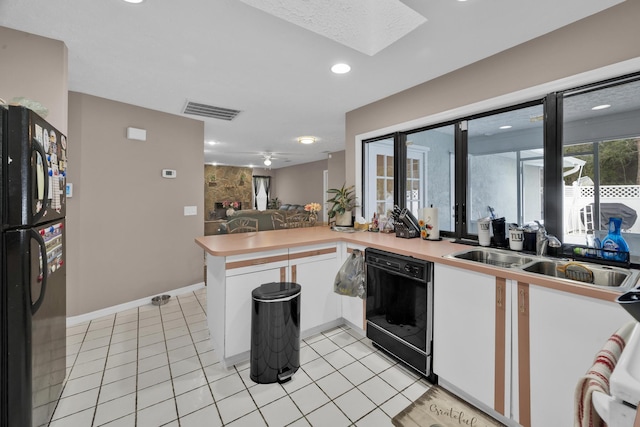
260, 152, 292, 166
262, 153, 274, 166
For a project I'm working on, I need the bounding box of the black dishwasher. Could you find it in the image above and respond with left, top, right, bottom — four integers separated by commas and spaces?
365, 248, 435, 381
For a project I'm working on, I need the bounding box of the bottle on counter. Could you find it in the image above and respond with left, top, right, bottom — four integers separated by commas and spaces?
601, 217, 629, 261
370, 212, 379, 232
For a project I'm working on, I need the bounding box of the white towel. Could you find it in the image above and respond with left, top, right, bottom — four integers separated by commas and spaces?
574, 322, 636, 427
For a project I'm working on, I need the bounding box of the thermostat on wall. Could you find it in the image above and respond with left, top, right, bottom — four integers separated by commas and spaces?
162, 169, 177, 179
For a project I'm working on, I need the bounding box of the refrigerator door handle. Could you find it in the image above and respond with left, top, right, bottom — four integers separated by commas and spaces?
32, 137, 49, 224
30, 228, 48, 315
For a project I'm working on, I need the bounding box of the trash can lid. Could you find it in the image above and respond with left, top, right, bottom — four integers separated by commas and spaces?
252, 282, 301, 300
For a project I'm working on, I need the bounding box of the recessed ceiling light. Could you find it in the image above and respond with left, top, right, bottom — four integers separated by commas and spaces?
499, 125, 512, 130
123, 0, 144, 3
331, 63, 351, 74
298, 136, 316, 145
592, 104, 611, 110
207, 140, 218, 146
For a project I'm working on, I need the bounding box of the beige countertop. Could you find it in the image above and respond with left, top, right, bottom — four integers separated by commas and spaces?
195, 227, 626, 302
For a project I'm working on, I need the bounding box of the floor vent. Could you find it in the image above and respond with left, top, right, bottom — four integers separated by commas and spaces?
183, 101, 241, 121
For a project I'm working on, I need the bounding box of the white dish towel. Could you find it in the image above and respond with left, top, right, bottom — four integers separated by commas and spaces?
575, 322, 636, 427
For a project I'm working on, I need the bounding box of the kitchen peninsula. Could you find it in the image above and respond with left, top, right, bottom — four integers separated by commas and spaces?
195, 227, 634, 427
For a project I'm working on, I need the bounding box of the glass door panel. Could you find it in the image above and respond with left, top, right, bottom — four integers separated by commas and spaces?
404, 125, 455, 233
365, 138, 394, 219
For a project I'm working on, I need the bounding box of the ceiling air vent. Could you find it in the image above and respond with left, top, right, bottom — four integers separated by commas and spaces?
183, 101, 241, 121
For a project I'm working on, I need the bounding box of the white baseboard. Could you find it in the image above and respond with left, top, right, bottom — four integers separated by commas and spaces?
66, 282, 206, 327
341, 318, 366, 338
301, 319, 344, 340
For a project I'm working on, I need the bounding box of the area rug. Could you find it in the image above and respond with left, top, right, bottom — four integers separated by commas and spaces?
392, 385, 506, 427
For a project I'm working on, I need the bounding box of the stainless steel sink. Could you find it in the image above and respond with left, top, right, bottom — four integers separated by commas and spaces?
448, 248, 534, 268
445, 247, 639, 291
521, 260, 633, 289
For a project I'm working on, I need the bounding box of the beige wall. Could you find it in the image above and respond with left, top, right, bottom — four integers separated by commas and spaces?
328, 150, 346, 193
0, 26, 68, 133
67, 92, 204, 316
345, 0, 640, 187
273, 159, 328, 219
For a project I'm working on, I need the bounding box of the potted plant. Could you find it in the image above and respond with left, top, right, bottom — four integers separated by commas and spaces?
327, 183, 357, 226
267, 197, 281, 210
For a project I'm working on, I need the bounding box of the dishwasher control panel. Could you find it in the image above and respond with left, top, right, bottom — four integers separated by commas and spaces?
365, 248, 429, 282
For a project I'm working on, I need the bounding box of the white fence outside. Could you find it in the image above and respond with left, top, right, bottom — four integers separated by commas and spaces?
564, 184, 640, 235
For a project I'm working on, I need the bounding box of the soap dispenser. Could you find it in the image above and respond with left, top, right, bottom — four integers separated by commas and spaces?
601, 217, 629, 261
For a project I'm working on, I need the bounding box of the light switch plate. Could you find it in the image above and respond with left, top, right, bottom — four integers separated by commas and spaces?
184, 206, 197, 216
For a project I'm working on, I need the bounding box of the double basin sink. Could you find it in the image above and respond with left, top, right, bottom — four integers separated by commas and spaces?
445, 247, 639, 291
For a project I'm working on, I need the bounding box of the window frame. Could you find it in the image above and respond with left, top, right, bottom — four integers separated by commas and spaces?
359, 71, 640, 248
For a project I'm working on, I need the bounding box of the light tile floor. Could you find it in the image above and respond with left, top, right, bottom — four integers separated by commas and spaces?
49, 288, 432, 426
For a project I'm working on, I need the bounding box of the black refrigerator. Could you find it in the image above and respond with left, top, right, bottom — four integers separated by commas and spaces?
0, 105, 67, 427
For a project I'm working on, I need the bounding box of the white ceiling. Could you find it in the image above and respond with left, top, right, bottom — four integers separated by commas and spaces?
0, 0, 625, 169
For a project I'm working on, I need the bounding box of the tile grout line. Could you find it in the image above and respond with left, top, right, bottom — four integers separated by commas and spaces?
158, 300, 182, 427
53, 292, 429, 426
177, 291, 224, 425
298, 329, 423, 425
183, 289, 243, 425
180, 292, 229, 426
47, 322, 91, 425
305, 333, 378, 425
90, 316, 117, 427
241, 328, 374, 426
134, 306, 141, 427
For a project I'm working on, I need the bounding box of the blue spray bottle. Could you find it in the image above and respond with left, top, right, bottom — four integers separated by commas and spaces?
601, 217, 629, 262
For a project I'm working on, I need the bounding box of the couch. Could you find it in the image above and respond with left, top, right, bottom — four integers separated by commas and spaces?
205, 205, 316, 235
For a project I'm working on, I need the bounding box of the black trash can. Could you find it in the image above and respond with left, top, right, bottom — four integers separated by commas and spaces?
250, 282, 301, 384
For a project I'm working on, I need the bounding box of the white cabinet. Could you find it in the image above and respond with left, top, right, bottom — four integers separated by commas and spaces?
214, 249, 289, 367
289, 244, 340, 336
340, 243, 367, 332
434, 264, 632, 427
525, 284, 631, 427
433, 263, 499, 410
225, 266, 285, 357
209, 244, 342, 367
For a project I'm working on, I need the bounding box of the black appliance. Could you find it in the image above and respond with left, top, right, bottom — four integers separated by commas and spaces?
365, 248, 435, 381
1, 106, 67, 427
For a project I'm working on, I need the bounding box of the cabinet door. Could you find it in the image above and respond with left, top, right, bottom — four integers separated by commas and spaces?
290, 254, 340, 334
225, 266, 285, 358
526, 285, 632, 427
433, 264, 497, 409
341, 244, 367, 332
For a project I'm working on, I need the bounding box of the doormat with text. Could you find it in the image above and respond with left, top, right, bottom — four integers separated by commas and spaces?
392, 385, 506, 427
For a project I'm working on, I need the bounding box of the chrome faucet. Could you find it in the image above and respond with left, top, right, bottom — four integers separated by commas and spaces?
534, 221, 562, 256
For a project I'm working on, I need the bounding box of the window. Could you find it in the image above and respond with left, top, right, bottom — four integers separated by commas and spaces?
361, 72, 640, 261
561, 77, 640, 256
466, 104, 544, 234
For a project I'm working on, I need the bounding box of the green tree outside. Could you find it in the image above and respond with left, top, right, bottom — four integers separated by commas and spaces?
563, 138, 640, 185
